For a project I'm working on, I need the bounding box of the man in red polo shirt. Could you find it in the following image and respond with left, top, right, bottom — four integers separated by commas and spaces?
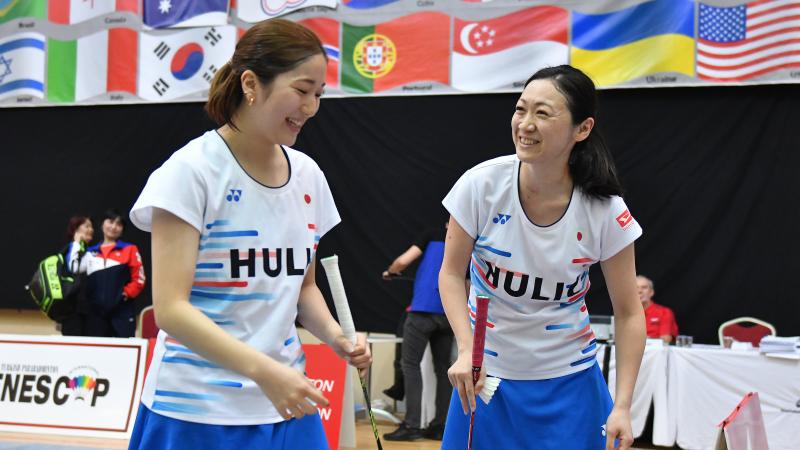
637, 275, 678, 343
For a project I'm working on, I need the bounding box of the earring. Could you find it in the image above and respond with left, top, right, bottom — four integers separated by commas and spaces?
248, 95, 254, 106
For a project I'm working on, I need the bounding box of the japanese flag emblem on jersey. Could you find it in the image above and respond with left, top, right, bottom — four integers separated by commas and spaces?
616, 209, 633, 229
138, 26, 235, 101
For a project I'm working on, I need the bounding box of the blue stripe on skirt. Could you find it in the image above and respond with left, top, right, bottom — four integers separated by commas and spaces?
128, 404, 329, 450
442, 363, 612, 450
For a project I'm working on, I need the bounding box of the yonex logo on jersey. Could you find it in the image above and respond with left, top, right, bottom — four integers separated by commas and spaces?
616, 209, 633, 229
226, 189, 242, 202
493, 213, 511, 224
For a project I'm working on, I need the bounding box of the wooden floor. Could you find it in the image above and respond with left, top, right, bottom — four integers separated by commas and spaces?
0, 422, 658, 449
0, 309, 59, 335
0, 423, 438, 450
0, 431, 126, 449
352, 422, 440, 450
354, 423, 657, 450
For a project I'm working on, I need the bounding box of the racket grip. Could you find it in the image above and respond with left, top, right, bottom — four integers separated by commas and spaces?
471, 295, 490, 383
320, 255, 357, 345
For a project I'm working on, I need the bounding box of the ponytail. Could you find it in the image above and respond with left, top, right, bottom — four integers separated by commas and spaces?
205, 62, 243, 130
568, 129, 623, 198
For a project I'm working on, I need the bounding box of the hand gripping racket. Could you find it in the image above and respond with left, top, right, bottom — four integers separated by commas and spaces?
320, 255, 383, 450
468, 295, 490, 450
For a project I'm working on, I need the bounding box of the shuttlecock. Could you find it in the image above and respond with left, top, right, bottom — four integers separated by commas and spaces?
478, 376, 501, 404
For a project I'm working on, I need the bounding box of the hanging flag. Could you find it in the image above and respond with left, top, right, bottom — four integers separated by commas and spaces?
48, 0, 138, 24
299, 18, 340, 90
46, 29, 137, 102
341, 12, 449, 94
0, 0, 46, 24
138, 26, 235, 101
698, 0, 800, 82
236, 0, 337, 21
452, 6, 568, 92
571, 0, 695, 87
340, 0, 399, 9
0, 32, 45, 100
143, 0, 229, 28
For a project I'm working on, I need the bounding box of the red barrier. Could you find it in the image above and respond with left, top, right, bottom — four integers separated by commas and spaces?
140, 340, 347, 448
143, 337, 156, 382
302, 343, 348, 450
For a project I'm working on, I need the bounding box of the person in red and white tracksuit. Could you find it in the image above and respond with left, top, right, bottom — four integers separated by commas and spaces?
83, 209, 146, 337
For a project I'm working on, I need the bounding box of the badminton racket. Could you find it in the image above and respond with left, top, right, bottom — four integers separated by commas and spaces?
468, 295, 490, 450
320, 255, 383, 450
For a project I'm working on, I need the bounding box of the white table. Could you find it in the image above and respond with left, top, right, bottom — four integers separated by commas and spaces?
606, 341, 670, 442
665, 346, 800, 450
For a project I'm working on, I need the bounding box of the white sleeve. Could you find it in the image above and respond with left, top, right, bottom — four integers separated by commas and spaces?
442, 170, 479, 239
65, 242, 82, 274
78, 252, 90, 274
129, 156, 206, 233
599, 196, 643, 261
314, 169, 341, 238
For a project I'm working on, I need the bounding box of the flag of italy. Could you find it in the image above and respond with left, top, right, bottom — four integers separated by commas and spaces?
46, 28, 137, 102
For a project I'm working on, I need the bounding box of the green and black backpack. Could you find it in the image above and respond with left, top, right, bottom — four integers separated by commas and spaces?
25, 253, 80, 321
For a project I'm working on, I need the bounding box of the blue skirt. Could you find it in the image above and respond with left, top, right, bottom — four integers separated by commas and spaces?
128, 404, 329, 450
441, 363, 613, 450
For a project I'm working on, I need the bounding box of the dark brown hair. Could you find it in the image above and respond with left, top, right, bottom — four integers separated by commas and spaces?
65, 215, 91, 242
524, 65, 623, 199
205, 19, 326, 130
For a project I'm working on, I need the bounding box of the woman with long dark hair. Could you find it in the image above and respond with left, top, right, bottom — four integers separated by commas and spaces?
439, 65, 646, 450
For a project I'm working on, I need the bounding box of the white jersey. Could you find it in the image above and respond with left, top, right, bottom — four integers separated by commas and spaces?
130, 130, 340, 425
443, 155, 642, 380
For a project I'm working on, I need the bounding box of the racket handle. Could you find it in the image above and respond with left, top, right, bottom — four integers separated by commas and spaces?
468, 296, 489, 450
471, 295, 490, 380
320, 255, 357, 345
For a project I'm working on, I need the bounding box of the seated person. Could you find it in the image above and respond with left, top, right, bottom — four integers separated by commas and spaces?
637, 275, 678, 343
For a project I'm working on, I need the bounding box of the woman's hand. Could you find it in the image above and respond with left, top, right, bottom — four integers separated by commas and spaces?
447, 349, 486, 414
381, 270, 400, 280
605, 406, 634, 449
332, 333, 372, 377
256, 362, 329, 420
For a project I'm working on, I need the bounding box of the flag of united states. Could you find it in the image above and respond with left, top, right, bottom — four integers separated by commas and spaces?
698, 0, 800, 81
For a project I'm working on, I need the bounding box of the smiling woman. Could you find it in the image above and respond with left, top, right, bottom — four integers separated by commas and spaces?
125, 19, 372, 450
438, 65, 646, 450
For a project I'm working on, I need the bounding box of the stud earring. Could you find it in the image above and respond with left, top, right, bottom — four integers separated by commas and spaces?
248, 95, 254, 106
